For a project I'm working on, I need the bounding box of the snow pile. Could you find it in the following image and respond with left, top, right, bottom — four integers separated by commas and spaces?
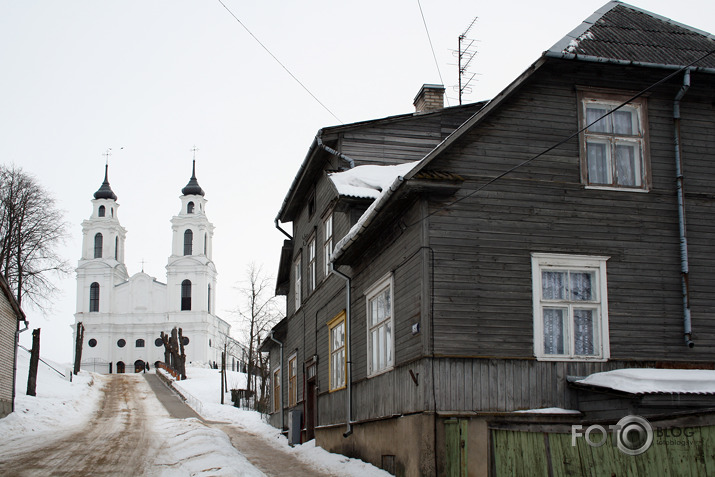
565, 30, 595, 53
329, 162, 417, 199
576, 368, 715, 394
0, 348, 99, 447
176, 366, 391, 477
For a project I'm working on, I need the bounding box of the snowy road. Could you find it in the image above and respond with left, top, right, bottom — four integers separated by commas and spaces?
0, 374, 158, 476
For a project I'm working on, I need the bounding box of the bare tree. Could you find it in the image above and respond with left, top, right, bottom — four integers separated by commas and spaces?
0, 165, 70, 309
233, 263, 282, 394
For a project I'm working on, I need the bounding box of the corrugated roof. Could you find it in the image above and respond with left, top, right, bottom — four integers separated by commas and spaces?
548, 1, 715, 68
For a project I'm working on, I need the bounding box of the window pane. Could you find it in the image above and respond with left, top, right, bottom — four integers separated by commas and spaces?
542, 271, 565, 300
570, 272, 594, 301
378, 325, 385, 370
587, 141, 610, 184
615, 143, 640, 187
574, 309, 596, 355
371, 329, 379, 372
543, 308, 566, 355
586, 107, 610, 133
613, 109, 635, 135
385, 320, 392, 366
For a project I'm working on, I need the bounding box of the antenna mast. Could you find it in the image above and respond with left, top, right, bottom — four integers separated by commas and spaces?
456, 17, 479, 105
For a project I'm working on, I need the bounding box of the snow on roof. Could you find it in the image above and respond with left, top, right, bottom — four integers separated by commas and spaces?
331, 162, 418, 261
329, 162, 418, 199
513, 407, 581, 415
575, 368, 715, 394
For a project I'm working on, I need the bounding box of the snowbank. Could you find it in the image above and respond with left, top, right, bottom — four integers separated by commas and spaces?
576, 368, 715, 394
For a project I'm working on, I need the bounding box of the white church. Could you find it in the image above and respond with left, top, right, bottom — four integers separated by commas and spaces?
73, 162, 240, 374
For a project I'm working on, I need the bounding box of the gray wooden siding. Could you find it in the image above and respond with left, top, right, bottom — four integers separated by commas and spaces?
0, 294, 17, 404
425, 60, 715, 361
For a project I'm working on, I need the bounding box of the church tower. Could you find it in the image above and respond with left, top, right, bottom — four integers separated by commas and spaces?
75, 165, 128, 317
166, 161, 222, 361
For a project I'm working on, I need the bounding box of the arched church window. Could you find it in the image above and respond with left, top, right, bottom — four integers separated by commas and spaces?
204, 233, 207, 255
89, 282, 100, 312
181, 279, 192, 310
94, 233, 103, 258
136, 339, 145, 348
184, 229, 193, 256
114, 236, 118, 260
208, 284, 212, 313
88, 338, 97, 347
98, 205, 105, 217
187, 201, 195, 214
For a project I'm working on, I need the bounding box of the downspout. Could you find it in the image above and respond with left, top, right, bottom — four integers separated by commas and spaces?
316, 135, 355, 169
275, 218, 293, 240
13, 319, 29, 412
269, 330, 285, 430
330, 263, 353, 437
674, 68, 695, 348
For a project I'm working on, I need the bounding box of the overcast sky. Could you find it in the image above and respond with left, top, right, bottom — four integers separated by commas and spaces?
2, 0, 713, 363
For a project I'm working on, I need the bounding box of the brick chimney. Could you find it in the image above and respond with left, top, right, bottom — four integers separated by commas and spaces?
413, 84, 445, 113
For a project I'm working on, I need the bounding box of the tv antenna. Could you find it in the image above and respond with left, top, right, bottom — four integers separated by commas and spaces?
452, 17, 479, 105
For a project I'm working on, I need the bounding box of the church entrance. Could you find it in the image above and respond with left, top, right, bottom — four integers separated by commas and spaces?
116, 361, 125, 373
134, 360, 145, 373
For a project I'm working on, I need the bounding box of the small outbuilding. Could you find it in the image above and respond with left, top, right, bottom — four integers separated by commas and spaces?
0, 274, 27, 418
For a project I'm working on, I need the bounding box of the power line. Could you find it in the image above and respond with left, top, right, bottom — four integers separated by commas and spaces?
408, 49, 715, 228
216, 0, 343, 124
416, 0, 449, 107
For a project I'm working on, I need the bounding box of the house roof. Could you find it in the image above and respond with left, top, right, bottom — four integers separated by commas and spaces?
547, 1, 715, 69
0, 274, 26, 323
331, 2, 715, 263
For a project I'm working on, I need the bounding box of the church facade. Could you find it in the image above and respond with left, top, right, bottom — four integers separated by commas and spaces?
73, 163, 236, 373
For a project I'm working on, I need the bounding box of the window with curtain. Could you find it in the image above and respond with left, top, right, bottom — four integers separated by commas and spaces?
181, 279, 192, 311
184, 229, 193, 256
94, 233, 103, 258
328, 311, 346, 391
532, 253, 610, 360
89, 282, 100, 312
579, 92, 649, 190
323, 213, 333, 277
294, 254, 302, 311
308, 237, 316, 294
366, 275, 394, 376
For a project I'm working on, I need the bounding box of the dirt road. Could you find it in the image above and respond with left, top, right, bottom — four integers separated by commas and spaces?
0, 374, 157, 477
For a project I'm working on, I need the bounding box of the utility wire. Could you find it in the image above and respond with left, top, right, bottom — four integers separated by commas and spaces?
416, 0, 449, 107
409, 49, 715, 227
216, 0, 343, 124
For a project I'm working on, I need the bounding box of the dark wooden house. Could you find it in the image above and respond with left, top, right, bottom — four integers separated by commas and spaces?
261, 2, 715, 475
0, 275, 27, 418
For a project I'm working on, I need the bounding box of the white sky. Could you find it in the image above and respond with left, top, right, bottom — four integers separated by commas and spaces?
2, 0, 714, 362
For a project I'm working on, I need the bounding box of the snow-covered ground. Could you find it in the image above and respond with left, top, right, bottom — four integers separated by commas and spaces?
1, 349, 390, 476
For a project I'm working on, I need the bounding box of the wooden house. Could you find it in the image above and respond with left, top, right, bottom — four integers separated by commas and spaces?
0, 275, 27, 418
261, 2, 715, 475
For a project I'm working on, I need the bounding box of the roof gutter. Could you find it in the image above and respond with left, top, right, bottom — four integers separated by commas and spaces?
674, 68, 695, 348
543, 51, 715, 74
316, 135, 355, 169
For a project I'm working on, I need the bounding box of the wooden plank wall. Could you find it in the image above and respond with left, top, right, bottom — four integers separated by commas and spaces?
425, 60, 715, 361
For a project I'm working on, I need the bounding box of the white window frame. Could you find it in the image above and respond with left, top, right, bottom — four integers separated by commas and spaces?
532, 253, 610, 361
308, 236, 316, 294
578, 90, 650, 192
365, 274, 394, 377
294, 253, 302, 311
328, 311, 346, 391
323, 213, 333, 278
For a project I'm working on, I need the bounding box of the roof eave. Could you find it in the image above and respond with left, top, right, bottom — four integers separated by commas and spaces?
543, 51, 715, 74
